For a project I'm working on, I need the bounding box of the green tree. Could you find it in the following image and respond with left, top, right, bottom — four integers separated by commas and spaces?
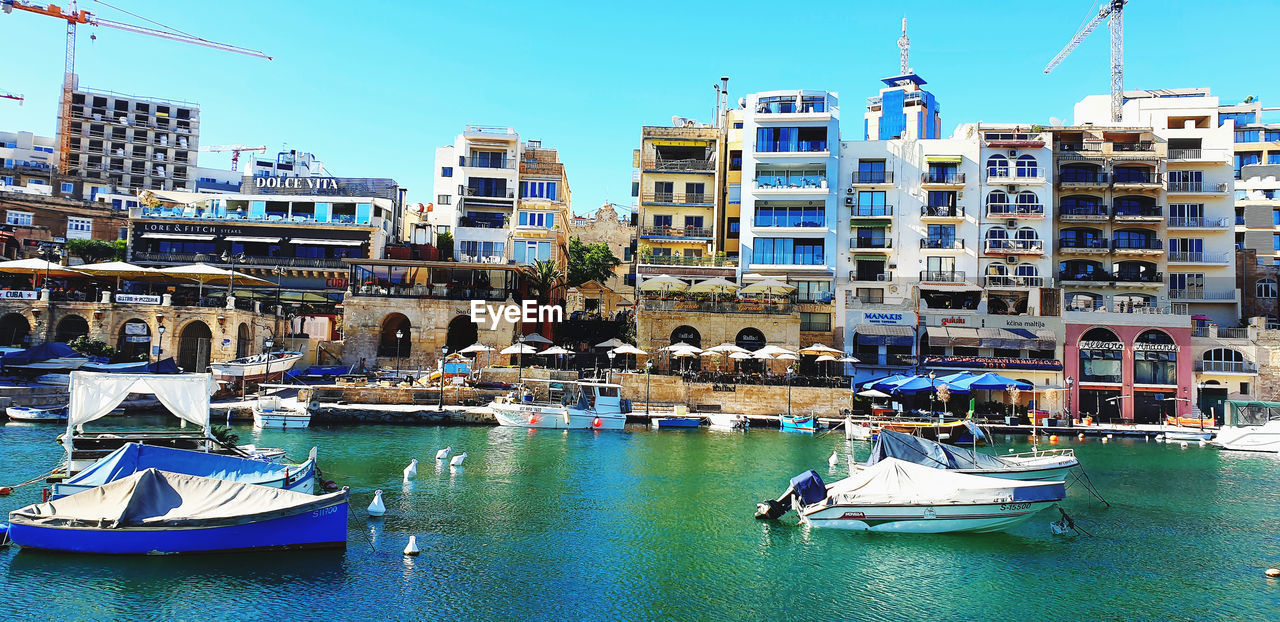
435, 231, 453, 260
522, 259, 564, 305
66, 239, 118, 263
566, 237, 622, 288
68, 335, 114, 358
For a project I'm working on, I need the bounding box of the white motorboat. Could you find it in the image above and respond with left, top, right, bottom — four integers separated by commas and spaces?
210, 351, 304, 383
490, 380, 628, 430
707, 413, 749, 431
252, 395, 312, 430
1210, 420, 1280, 452
1161, 427, 1214, 442
755, 458, 1066, 534
6, 405, 68, 422
868, 429, 1079, 481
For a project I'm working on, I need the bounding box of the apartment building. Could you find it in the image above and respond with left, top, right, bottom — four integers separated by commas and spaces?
0, 131, 58, 195
1219, 99, 1280, 178
514, 142, 571, 269
58, 86, 200, 196
246, 149, 329, 180
1236, 164, 1280, 266
864, 73, 941, 141
634, 121, 728, 281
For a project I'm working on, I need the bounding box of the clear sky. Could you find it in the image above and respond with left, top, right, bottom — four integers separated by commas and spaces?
1, 1, 1274, 214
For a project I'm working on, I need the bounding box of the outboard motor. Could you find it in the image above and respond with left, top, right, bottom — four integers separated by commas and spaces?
755, 490, 793, 520
755, 470, 828, 520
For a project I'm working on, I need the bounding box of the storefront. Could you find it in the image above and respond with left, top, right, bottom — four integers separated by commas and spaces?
919, 313, 1064, 391
844, 310, 917, 384
1064, 318, 1193, 424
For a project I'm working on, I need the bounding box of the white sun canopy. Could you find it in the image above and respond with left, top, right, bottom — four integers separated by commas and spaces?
66, 371, 217, 433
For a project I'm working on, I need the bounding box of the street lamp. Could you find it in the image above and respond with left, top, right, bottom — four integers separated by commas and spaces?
272, 265, 284, 333
928, 371, 937, 418
220, 250, 244, 307
395, 329, 404, 378
154, 324, 166, 373
439, 345, 448, 411
607, 350, 616, 384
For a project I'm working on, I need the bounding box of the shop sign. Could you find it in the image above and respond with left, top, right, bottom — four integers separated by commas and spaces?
0, 290, 37, 300
254, 177, 340, 191
124, 335, 151, 343
855, 311, 916, 326
923, 355, 1063, 371
1079, 340, 1124, 350
1133, 343, 1179, 352
116, 294, 162, 305
123, 322, 149, 335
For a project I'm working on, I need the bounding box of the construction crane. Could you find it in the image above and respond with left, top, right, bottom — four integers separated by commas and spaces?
1, 0, 271, 172
199, 145, 266, 172
1043, 0, 1127, 123
0, 88, 23, 105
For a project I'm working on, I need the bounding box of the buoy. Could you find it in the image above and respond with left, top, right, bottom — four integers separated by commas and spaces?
404, 535, 420, 556
1049, 436, 1059, 444
1077, 433, 1085, 440
1007, 448, 1015, 453
828, 451, 839, 468
449, 452, 468, 467
435, 446, 451, 461
1266, 568, 1280, 578
403, 458, 418, 481
367, 490, 385, 516
1102, 438, 1109, 444
592, 416, 602, 429
0, 486, 12, 496
1180, 441, 1189, 449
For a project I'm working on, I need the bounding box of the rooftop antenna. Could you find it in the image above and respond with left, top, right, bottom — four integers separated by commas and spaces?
897, 16, 910, 74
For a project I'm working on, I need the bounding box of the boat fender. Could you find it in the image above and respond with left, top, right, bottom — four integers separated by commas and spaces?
0, 487, 11, 496
322, 480, 339, 491
1049, 436, 1058, 444
41, 487, 49, 503
592, 417, 602, 429
1267, 568, 1280, 578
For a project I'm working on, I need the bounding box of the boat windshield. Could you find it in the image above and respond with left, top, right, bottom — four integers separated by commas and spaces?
596, 386, 619, 398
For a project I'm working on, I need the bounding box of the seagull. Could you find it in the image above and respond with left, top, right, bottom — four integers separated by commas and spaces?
449, 452, 468, 467
403, 459, 418, 480
828, 451, 839, 469
367, 490, 385, 516
436, 446, 452, 461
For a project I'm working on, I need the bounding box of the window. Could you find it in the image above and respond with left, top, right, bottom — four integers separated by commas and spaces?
800, 312, 831, 332
1271, 154, 1280, 165
727, 218, 740, 237
441, 167, 453, 177
1133, 330, 1177, 385
513, 240, 551, 263
1258, 278, 1277, 298
795, 281, 831, 303
684, 215, 703, 229
752, 238, 824, 265
684, 182, 706, 202
518, 211, 555, 228
754, 202, 824, 227
653, 215, 672, 228
1235, 130, 1260, 142
0, 176, 12, 186
733, 122, 743, 129
5, 211, 32, 226
459, 241, 505, 259
60, 182, 75, 194
521, 181, 558, 200
986, 155, 1009, 177
729, 150, 742, 171
67, 216, 92, 240
1079, 327, 1122, 383
927, 224, 955, 247
1015, 155, 1038, 178
437, 194, 451, 205
755, 127, 826, 152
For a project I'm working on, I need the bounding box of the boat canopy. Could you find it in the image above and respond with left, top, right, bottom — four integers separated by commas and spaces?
1, 342, 82, 366
64, 443, 310, 490
67, 371, 216, 436
824, 458, 1064, 506
867, 429, 1009, 470
9, 468, 345, 529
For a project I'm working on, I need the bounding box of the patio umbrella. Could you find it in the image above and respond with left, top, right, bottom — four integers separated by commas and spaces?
521, 333, 553, 345
458, 343, 493, 354
157, 263, 271, 298
775, 353, 799, 361
815, 354, 837, 363
953, 372, 1033, 392
838, 356, 861, 363
858, 389, 892, 399
754, 345, 796, 358
729, 352, 752, 360
740, 278, 795, 296
936, 371, 978, 384
0, 258, 86, 284
540, 345, 573, 369
500, 343, 537, 355
595, 338, 627, 349
800, 343, 842, 356
705, 343, 748, 354
611, 345, 647, 356
662, 342, 701, 353
688, 277, 737, 295
639, 275, 687, 293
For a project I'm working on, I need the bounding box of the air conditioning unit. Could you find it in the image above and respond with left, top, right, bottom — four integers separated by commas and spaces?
844, 197, 855, 206
1005, 255, 1020, 265
1008, 149, 1018, 156
1007, 219, 1018, 228
889, 285, 900, 293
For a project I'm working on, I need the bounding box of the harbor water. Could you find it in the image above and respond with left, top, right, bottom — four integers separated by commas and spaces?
1, 417, 1278, 620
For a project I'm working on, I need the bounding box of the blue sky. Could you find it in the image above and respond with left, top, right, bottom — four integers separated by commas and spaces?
1, 1, 1274, 214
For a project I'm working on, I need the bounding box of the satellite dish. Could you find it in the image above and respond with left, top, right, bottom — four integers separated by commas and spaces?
1050, 116, 1064, 127
671, 116, 688, 127
737, 97, 746, 109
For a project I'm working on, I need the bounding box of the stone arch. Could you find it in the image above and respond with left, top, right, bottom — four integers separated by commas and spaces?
116, 319, 152, 362
379, 313, 411, 358
53, 314, 89, 343
177, 320, 213, 373
236, 322, 250, 358
0, 313, 30, 347
735, 327, 765, 351
669, 325, 701, 348
446, 314, 478, 354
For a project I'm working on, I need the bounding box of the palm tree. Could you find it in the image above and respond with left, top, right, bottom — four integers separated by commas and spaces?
522, 259, 564, 335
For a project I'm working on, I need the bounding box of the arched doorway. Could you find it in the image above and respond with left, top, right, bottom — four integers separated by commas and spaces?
669, 325, 701, 348
1078, 327, 1123, 420
0, 313, 30, 347
236, 323, 250, 358
116, 319, 151, 362
379, 313, 411, 358
177, 321, 212, 373
54, 315, 89, 343
446, 315, 477, 354
735, 327, 766, 374
1133, 329, 1177, 423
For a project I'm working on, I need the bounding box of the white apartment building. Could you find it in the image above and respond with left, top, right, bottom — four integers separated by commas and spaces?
1075, 90, 1239, 325
1237, 164, 1280, 264
246, 149, 329, 179
0, 130, 57, 195
738, 90, 840, 303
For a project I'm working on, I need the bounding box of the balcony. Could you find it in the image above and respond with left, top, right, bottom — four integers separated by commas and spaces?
1113, 271, 1164, 284
641, 226, 712, 239
1058, 239, 1109, 254
921, 239, 965, 250
920, 205, 965, 220
459, 157, 514, 169
1057, 142, 1106, 159
1111, 141, 1156, 154
458, 216, 508, 229
1058, 271, 1113, 284
755, 141, 829, 155
1112, 206, 1163, 222
850, 239, 893, 251
1170, 288, 1237, 301
1167, 251, 1230, 264
850, 171, 893, 185
641, 158, 714, 173
983, 132, 1046, 148
754, 178, 827, 195
640, 299, 794, 315
1111, 172, 1162, 188
640, 192, 714, 205
1058, 170, 1109, 187
919, 270, 966, 283
1167, 181, 1229, 194
638, 254, 738, 268
1111, 239, 1163, 255
1167, 149, 1202, 160
984, 275, 1045, 288
1168, 216, 1231, 228
987, 203, 1045, 218
850, 204, 893, 218
461, 187, 515, 199
921, 172, 965, 186
987, 172, 1046, 185
984, 239, 1044, 255
1195, 360, 1258, 374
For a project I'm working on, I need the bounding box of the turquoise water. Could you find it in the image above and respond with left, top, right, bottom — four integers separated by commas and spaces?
1, 418, 1279, 620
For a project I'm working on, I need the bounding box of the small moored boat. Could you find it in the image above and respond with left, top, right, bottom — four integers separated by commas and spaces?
252, 395, 312, 430
707, 413, 749, 431
7, 468, 348, 554
6, 405, 68, 422
780, 413, 819, 433
490, 380, 629, 430
210, 351, 304, 384
868, 429, 1079, 481
755, 458, 1065, 534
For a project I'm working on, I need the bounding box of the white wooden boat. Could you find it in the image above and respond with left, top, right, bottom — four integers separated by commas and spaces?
252, 395, 312, 430
707, 413, 749, 431
490, 380, 628, 430
6, 405, 67, 422
1161, 427, 1214, 442
210, 351, 304, 383
756, 458, 1066, 534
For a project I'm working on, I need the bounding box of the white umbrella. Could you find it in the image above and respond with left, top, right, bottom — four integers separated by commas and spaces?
688, 277, 737, 295
775, 353, 799, 361
639, 275, 687, 292
755, 345, 796, 357
705, 343, 749, 354
858, 389, 892, 398
800, 343, 842, 356
500, 343, 537, 355
729, 352, 753, 360
595, 338, 626, 349
541, 346, 573, 356
838, 356, 861, 364
458, 343, 493, 354
752, 350, 776, 360
520, 333, 552, 345
668, 344, 703, 355
662, 342, 700, 352
815, 354, 837, 363
611, 345, 647, 356
671, 350, 698, 358
740, 278, 795, 296
0, 258, 86, 280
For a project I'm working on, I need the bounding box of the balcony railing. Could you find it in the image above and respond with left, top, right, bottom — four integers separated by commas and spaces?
1058, 142, 1104, 153
1168, 149, 1202, 160
919, 270, 966, 282
459, 157, 513, 169
921, 205, 964, 218
850, 171, 893, 184
921, 239, 965, 250
642, 158, 715, 172
638, 254, 738, 267
1167, 182, 1228, 193
1167, 251, 1230, 263
1112, 141, 1155, 152
1058, 171, 1108, 184
355, 284, 516, 301
1112, 172, 1162, 184
1059, 271, 1113, 283
984, 275, 1045, 288
988, 203, 1044, 217
921, 172, 965, 184
1218, 327, 1251, 339
850, 239, 892, 250
640, 192, 713, 205
1059, 239, 1108, 250
753, 177, 827, 191
987, 172, 1046, 184
850, 205, 893, 217
458, 216, 508, 229
1112, 205, 1163, 218
639, 299, 794, 315
1113, 271, 1163, 283
1170, 288, 1236, 300
1195, 360, 1258, 373
985, 239, 1045, 253
1168, 216, 1231, 228
641, 226, 712, 239
1112, 239, 1163, 250
461, 187, 515, 199
132, 252, 350, 269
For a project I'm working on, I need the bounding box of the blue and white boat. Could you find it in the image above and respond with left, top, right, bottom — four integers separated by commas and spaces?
780, 414, 819, 433
51, 443, 317, 499
868, 429, 1079, 481
651, 416, 701, 429
7, 468, 348, 554
5, 404, 68, 422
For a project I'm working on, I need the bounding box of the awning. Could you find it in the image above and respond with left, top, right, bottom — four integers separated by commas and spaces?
224, 236, 281, 243
979, 327, 1021, 350
1004, 328, 1057, 350
926, 326, 951, 347
855, 324, 914, 347
919, 282, 983, 292
925, 155, 963, 163
290, 238, 364, 246
947, 327, 981, 347
852, 221, 891, 228
140, 233, 214, 241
